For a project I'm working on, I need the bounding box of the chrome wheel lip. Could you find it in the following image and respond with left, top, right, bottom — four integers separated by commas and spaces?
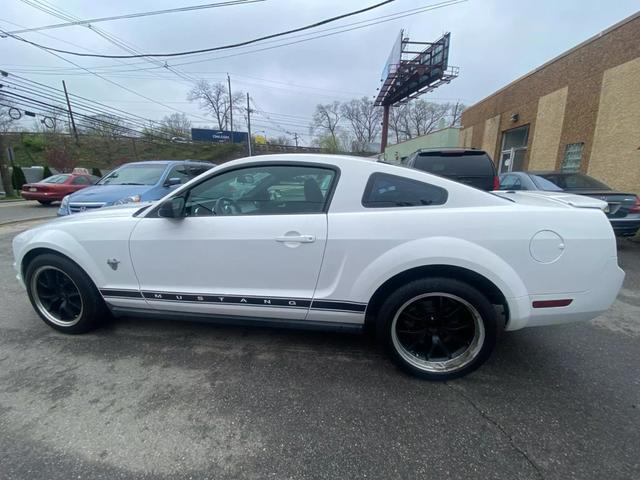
30, 265, 84, 327
391, 292, 485, 374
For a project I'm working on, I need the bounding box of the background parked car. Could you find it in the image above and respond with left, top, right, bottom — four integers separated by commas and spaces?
402, 148, 499, 191
496, 172, 607, 210
21, 173, 98, 205
58, 160, 214, 216
498, 171, 640, 236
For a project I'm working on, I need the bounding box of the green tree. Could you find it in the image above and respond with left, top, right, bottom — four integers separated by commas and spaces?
12, 166, 27, 191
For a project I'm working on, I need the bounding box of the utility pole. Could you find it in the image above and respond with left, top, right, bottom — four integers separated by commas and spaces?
292, 133, 299, 149
62, 80, 79, 145
227, 73, 234, 143
246, 92, 252, 157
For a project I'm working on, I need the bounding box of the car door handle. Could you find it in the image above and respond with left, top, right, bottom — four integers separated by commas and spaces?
276, 234, 316, 243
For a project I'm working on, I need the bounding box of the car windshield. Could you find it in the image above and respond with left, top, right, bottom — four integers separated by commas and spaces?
98, 164, 167, 186
530, 174, 563, 191
42, 174, 70, 184
538, 173, 610, 191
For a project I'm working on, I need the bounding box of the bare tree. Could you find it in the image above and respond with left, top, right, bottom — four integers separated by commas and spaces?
341, 97, 382, 152
448, 100, 466, 127
388, 104, 409, 144
159, 113, 192, 139
270, 135, 292, 146
311, 101, 342, 146
80, 114, 129, 139
407, 100, 450, 137
387, 100, 461, 144
188, 80, 242, 131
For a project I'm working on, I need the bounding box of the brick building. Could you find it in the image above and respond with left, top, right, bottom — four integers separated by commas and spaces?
460, 12, 640, 194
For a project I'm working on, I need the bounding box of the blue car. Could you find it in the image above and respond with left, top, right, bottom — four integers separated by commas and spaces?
58, 160, 214, 216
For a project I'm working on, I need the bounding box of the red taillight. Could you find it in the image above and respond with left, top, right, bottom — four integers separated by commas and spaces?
493, 175, 500, 190
630, 196, 640, 214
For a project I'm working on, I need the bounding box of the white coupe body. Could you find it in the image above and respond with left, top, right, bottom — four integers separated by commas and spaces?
12, 154, 624, 378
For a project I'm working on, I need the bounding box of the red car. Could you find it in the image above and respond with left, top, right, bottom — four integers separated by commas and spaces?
21, 173, 98, 205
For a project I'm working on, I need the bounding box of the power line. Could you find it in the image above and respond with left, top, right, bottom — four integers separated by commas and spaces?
1, 34, 213, 125
2, 0, 465, 75
5, 1, 264, 34
15, 0, 200, 85
1, 0, 397, 58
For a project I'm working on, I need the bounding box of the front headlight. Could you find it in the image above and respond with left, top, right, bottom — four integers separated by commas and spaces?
113, 194, 141, 205
58, 195, 71, 215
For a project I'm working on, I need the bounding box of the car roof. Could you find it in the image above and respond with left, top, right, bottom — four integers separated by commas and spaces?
528, 171, 583, 176
117, 160, 212, 167
413, 147, 488, 154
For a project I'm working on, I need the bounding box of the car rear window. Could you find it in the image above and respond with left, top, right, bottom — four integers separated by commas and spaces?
413, 151, 494, 176
530, 174, 563, 191
362, 173, 447, 208
42, 174, 71, 184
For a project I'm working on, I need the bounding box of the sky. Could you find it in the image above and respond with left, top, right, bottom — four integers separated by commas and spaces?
1, 0, 638, 145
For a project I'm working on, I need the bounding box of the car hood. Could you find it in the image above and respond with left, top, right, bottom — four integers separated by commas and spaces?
52, 203, 152, 223
67, 184, 153, 202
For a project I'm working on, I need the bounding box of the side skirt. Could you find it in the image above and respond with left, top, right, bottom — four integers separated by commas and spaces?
108, 305, 364, 334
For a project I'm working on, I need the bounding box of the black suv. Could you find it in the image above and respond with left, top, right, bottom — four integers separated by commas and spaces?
403, 148, 499, 191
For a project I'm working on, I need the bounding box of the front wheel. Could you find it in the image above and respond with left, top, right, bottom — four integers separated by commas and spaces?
377, 277, 499, 380
25, 253, 109, 334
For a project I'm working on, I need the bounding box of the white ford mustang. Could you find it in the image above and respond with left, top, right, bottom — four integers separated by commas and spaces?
12, 155, 624, 380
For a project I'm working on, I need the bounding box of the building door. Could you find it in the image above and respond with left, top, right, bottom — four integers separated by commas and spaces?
498, 126, 529, 173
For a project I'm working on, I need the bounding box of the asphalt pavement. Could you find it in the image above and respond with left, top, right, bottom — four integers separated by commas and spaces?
0, 200, 59, 225
0, 220, 638, 480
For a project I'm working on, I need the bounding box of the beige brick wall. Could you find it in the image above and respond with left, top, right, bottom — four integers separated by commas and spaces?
529, 87, 568, 170
459, 127, 473, 148
481, 114, 501, 161
589, 58, 640, 195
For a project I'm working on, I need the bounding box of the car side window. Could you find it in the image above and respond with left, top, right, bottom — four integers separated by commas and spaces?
165, 165, 191, 185
182, 165, 337, 217
362, 173, 447, 208
499, 175, 521, 190
72, 176, 90, 185
186, 165, 211, 179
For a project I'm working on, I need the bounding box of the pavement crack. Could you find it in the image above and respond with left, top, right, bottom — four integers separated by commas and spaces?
446, 382, 545, 480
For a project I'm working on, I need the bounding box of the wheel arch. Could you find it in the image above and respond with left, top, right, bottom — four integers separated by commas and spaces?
21, 247, 84, 280
364, 264, 509, 331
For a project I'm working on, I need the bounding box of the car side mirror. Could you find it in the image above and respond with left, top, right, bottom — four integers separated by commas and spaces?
158, 196, 185, 218
165, 177, 182, 187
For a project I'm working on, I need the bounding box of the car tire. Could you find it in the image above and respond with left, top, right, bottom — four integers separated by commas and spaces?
377, 277, 499, 381
37, 200, 52, 205
25, 253, 109, 334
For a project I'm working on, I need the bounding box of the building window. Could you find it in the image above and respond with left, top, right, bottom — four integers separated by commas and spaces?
561, 143, 584, 172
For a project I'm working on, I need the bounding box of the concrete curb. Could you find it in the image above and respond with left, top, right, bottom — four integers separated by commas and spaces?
0, 216, 56, 228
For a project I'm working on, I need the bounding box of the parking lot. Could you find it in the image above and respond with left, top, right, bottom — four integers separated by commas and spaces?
0, 214, 638, 480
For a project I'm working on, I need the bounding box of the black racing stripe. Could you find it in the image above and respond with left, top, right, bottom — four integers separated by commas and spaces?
141, 291, 312, 308
103, 289, 366, 313
310, 300, 367, 313
100, 289, 143, 298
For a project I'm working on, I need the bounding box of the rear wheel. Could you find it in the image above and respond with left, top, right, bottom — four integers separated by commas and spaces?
37, 200, 52, 205
25, 253, 109, 334
377, 277, 499, 380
